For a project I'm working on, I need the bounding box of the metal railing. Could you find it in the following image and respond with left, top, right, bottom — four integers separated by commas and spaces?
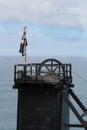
14, 63, 72, 82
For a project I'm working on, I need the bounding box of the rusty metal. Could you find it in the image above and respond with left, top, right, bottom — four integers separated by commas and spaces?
13, 58, 87, 130
61, 91, 87, 130
70, 89, 87, 112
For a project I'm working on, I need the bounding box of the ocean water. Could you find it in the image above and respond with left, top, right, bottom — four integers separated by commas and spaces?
0, 56, 87, 130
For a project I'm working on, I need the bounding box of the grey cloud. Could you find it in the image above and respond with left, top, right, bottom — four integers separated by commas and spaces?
0, 0, 87, 29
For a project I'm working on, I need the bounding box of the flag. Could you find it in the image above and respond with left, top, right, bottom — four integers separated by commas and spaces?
19, 26, 28, 56
19, 43, 24, 56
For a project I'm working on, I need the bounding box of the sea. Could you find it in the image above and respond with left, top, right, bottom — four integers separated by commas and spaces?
0, 56, 87, 130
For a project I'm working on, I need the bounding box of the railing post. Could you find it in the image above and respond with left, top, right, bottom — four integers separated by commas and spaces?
70, 64, 71, 77
24, 65, 27, 80
35, 65, 37, 80
14, 65, 16, 81
30, 65, 32, 75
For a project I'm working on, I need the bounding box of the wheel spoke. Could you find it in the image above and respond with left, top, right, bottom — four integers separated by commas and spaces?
51, 60, 53, 72
44, 65, 51, 72
53, 66, 58, 73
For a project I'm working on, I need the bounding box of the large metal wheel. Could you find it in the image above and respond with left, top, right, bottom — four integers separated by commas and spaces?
37, 58, 64, 76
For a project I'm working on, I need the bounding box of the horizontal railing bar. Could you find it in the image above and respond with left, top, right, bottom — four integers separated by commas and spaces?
69, 124, 83, 127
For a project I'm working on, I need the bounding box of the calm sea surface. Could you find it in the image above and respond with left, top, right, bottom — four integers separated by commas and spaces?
0, 56, 87, 130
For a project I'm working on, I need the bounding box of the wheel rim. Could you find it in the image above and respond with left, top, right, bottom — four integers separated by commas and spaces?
37, 58, 64, 76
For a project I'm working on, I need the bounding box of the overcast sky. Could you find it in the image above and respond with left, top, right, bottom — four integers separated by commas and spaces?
0, 0, 87, 57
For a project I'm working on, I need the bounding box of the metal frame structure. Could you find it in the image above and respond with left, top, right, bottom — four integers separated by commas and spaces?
14, 58, 72, 84
13, 58, 87, 130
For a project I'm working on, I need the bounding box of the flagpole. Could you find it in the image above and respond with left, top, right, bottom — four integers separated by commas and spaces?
24, 40, 26, 64
19, 26, 28, 65
23, 26, 27, 65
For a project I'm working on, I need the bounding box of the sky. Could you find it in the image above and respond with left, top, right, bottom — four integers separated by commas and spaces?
0, 0, 87, 57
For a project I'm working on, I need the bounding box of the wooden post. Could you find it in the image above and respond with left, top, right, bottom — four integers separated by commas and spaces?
23, 26, 27, 64
24, 39, 27, 64
19, 26, 28, 64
